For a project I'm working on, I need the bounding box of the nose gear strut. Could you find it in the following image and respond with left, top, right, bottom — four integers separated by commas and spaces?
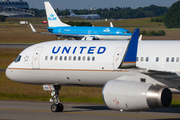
48, 84, 64, 112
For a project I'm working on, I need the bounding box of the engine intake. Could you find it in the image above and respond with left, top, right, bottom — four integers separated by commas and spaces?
102, 80, 172, 111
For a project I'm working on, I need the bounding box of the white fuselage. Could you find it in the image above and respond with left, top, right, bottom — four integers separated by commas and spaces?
137, 40, 180, 72
95, 35, 131, 40
6, 40, 180, 90
6, 40, 131, 86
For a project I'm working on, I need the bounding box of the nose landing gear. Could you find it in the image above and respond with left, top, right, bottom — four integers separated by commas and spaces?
43, 84, 64, 112
51, 103, 64, 112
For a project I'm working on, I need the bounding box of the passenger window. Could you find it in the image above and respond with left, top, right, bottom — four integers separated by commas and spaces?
92, 56, 95, 61
141, 57, 143, 62
45, 56, 48, 60
177, 57, 179, 62
64, 56, 67, 61
83, 56, 86, 61
50, 56, 53, 60
14, 55, 21, 62
73, 56, 76, 61
156, 57, 159, 62
78, 56, 81, 61
146, 57, 149, 62
87, 56, 90, 61
59, 56, 62, 61
55, 56, 58, 61
166, 57, 169, 62
171, 57, 174, 62
69, 56, 72, 61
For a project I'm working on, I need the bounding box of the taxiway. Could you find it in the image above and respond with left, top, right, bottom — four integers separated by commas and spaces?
0, 100, 180, 120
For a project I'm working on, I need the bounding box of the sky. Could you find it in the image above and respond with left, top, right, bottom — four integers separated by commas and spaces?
24, 0, 178, 10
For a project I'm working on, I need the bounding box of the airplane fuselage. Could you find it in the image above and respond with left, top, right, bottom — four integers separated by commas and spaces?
6, 40, 180, 90
137, 40, 180, 72
6, 40, 130, 85
47, 26, 132, 40
69, 14, 100, 19
68, 9, 100, 19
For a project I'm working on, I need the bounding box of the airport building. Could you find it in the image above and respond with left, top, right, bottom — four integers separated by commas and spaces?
0, 0, 34, 17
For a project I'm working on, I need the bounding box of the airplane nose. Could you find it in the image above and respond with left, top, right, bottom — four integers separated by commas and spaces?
5, 63, 17, 82
5, 68, 12, 80
6, 67, 21, 83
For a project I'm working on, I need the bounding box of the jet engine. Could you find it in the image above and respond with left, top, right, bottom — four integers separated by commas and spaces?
102, 80, 172, 111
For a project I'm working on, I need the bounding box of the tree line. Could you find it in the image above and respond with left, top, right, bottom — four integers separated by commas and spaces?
30, 4, 168, 19
151, 1, 180, 28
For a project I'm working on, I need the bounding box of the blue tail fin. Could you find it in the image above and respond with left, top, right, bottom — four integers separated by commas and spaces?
119, 28, 139, 68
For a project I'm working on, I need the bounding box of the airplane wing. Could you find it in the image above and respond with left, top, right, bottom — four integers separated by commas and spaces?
29, 23, 84, 38
139, 69, 180, 81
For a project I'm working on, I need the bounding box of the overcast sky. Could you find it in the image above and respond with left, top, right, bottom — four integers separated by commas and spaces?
24, 0, 178, 10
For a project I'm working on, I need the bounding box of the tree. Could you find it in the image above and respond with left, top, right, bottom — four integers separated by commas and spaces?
29, 4, 169, 19
164, 1, 180, 28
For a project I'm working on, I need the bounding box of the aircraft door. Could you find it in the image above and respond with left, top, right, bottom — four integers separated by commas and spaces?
32, 47, 43, 69
88, 30, 91, 35
113, 48, 124, 70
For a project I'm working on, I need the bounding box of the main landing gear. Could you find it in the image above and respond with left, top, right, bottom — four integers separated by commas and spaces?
47, 85, 64, 112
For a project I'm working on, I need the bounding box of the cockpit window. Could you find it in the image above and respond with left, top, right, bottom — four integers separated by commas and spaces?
14, 55, 21, 62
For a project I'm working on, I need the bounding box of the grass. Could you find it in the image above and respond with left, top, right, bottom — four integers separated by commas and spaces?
1, 17, 180, 43
93, 18, 165, 28
5, 17, 93, 25
0, 72, 103, 103
0, 24, 57, 43
0, 48, 23, 68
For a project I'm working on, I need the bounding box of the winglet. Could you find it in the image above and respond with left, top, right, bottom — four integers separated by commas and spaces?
44, 2, 70, 27
119, 28, 139, 68
110, 22, 113, 27
29, 23, 37, 33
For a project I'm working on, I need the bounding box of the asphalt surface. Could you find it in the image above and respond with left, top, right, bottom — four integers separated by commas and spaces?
0, 100, 180, 120
0, 68, 6, 72
0, 43, 33, 48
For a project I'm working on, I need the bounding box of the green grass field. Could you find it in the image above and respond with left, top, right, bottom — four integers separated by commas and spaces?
0, 72, 103, 103
1, 17, 180, 106
1, 17, 180, 43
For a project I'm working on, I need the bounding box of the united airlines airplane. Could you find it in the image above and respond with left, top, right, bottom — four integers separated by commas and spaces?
68, 10, 100, 19
30, 2, 132, 40
6, 28, 177, 112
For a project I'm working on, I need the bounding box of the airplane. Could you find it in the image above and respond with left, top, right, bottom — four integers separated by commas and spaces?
67, 9, 100, 19
6, 28, 177, 112
30, 2, 132, 40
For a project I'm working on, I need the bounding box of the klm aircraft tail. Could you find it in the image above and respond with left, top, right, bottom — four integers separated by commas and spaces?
119, 28, 139, 69
44, 2, 70, 27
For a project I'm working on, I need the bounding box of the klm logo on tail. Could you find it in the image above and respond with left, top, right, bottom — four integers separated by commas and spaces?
48, 14, 57, 21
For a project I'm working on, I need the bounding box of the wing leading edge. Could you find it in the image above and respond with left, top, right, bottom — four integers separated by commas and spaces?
29, 23, 84, 38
